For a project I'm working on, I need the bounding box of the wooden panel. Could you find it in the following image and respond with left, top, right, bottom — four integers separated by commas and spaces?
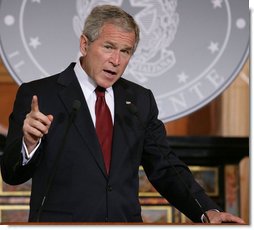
239, 157, 249, 224
164, 117, 189, 136
221, 63, 250, 136
0, 59, 14, 83
0, 83, 18, 128
165, 96, 222, 136
0, 59, 18, 130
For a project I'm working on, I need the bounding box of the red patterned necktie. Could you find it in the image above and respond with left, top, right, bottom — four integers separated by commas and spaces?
95, 86, 113, 174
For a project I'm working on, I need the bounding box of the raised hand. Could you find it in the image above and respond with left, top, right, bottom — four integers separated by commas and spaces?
23, 95, 53, 154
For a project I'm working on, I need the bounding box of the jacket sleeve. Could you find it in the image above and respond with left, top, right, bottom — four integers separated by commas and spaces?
1, 83, 42, 185
140, 90, 222, 222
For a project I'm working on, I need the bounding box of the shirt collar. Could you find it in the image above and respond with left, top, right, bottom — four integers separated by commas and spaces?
74, 58, 113, 99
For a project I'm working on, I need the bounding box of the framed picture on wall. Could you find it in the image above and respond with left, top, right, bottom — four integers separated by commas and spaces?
141, 205, 172, 223
189, 166, 219, 196
0, 205, 29, 223
138, 166, 160, 197
0, 175, 31, 196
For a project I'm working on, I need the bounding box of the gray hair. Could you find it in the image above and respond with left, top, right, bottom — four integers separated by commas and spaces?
82, 5, 140, 53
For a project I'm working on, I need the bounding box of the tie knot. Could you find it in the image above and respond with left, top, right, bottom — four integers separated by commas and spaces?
95, 86, 106, 97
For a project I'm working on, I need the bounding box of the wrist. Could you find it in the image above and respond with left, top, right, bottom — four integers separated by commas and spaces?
202, 209, 220, 223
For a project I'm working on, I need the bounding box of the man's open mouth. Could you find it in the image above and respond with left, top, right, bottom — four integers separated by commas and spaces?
104, 69, 117, 76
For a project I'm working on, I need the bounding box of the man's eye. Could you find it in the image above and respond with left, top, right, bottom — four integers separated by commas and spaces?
105, 45, 113, 49
122, 50, 130, 55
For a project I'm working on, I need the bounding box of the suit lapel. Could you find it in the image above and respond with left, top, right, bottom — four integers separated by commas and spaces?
57, 64, 108, 178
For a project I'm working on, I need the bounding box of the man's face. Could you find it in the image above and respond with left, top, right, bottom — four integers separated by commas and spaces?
80, 23, 136, 88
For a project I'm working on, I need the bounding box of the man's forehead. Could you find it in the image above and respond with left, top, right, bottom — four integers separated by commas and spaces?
99, 24, 136, 45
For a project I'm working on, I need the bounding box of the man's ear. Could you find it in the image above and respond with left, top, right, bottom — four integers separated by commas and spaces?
80, 35, 89, 56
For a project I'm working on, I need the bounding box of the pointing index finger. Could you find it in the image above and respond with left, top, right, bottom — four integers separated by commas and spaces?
31, 95, 40, 112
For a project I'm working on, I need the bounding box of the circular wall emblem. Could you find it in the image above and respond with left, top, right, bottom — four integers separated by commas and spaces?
0, 0, 249, 122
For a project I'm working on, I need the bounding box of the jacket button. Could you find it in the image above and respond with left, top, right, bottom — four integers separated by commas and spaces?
107, 185, 112, 191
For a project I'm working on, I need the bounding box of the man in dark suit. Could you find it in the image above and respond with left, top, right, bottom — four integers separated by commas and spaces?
1, 4, 244, 224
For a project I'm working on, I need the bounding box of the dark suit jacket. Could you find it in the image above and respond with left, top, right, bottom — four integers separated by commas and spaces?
1, 63, 220, 222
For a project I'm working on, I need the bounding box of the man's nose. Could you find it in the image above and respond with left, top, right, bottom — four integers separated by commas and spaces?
110, 51, 120, 67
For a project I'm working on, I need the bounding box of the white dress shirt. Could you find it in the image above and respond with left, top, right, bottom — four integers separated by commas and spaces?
74, 58, 114, 125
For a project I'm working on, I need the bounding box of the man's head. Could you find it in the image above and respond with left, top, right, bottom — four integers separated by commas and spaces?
79, 5, 140, 88
82, 5, 140, 52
